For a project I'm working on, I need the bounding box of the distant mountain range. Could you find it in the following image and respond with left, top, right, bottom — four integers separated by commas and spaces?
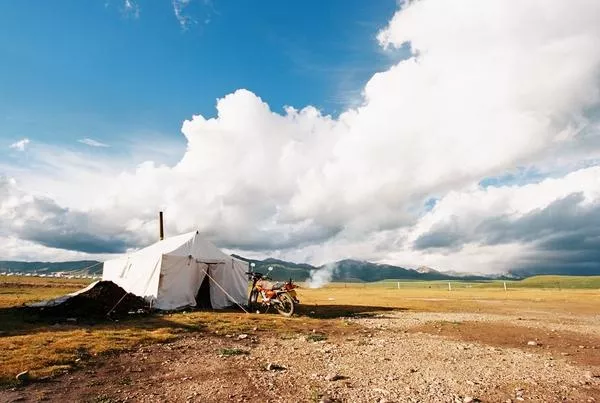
231, 256, 495, 282
0, 256, 513, 282
0, 260, 103, 275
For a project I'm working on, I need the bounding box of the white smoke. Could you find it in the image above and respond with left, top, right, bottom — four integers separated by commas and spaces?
306, 262, 338, 288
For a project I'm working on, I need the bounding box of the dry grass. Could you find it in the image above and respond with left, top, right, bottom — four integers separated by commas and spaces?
1, 275, 599, 387
0, 276, 356, 386
300, 286, 600, 315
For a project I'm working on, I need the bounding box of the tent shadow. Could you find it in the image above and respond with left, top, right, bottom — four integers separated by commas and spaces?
295, 304, 405, 319
0, 306, 205, 338
193, 303, 405, 319
0, 303, 406, 338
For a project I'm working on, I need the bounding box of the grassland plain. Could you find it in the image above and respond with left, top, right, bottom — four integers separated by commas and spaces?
0, 276, 359, 386
1, 275, 600, 402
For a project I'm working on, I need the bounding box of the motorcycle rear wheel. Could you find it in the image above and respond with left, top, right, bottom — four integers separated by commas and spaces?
274, 293, 295, 317
247, 290, 262, 312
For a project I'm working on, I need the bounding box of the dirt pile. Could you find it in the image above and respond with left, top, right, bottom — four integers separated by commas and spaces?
38, 281, 148, 318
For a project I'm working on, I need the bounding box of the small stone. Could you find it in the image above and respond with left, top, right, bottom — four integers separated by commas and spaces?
238, 334, 249, 340
464, 397, 479, 403
527, 341, 537, 346
16, 371, 29, 383
409, 368, 418, 373
319, 396, 335, 403
266, 363, 286, 371
325, 372, 343, 381
252, 327, 258, 331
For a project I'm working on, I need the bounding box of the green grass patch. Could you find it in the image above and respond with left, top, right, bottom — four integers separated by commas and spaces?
511, 275, 600, 289
324, 275, 600, 290
219, 348, 249, 356
305, 333, 328, 342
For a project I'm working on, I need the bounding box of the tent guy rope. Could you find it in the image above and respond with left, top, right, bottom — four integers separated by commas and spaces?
203, 267, 249, 314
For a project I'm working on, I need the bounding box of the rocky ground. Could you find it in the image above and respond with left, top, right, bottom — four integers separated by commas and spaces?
2, 311, 600, 403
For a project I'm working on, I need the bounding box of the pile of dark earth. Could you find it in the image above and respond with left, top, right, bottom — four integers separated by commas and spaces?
32, 281, 148, 319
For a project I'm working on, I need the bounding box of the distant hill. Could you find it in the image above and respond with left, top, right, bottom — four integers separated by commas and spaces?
0, 260, 103, 275
0, 256, 494, 282
231, 255, 314, 281
321, 259, 489, 282
416, 265, 439, 274
231, 256, 491, 282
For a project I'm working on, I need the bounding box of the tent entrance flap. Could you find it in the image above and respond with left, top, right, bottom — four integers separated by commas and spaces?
195, 266, 212, 309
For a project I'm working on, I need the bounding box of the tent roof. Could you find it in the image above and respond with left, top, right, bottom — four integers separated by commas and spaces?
102, 231, 249, 310
122, 231, 230, 261
132, 231, 197, 257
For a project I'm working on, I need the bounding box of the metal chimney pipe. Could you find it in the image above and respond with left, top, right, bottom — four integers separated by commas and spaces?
159, 211, 164, 240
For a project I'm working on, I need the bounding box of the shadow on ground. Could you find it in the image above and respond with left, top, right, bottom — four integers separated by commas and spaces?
0, 306, 205, 338
295, 304, 403, 319
0, 302, 405, 337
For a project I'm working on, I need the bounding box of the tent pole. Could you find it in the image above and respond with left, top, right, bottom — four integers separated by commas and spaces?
159, 211, 164, 240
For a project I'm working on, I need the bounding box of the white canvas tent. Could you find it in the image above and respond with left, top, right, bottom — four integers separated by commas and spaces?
102, 231, 248, 310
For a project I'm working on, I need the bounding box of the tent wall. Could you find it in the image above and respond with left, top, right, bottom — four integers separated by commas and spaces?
102, 253, 162, 302
207, 258, 249, 308
156, 255, 208, 310
102, 231, 250, 311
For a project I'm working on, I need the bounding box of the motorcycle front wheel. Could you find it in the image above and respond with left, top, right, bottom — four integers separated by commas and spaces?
247, 289, 261, 312
274, 293, 295, 317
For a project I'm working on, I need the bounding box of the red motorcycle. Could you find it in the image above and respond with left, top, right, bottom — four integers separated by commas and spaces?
246, 268, 299, 317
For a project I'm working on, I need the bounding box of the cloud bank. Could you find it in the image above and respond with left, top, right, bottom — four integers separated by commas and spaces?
1, 0, 600, 273
9, 138, 30, 152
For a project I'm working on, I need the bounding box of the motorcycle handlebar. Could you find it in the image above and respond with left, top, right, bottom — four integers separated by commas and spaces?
245, 271, 270, 280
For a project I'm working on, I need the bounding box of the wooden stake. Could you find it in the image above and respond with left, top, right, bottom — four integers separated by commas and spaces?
159, 211, 164, 240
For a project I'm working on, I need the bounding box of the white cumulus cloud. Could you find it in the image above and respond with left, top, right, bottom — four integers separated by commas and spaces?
9, 138, 30, 152
2, 0, 600, 274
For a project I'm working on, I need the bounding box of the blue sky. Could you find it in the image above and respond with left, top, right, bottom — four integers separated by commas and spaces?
0, 0, 398, 158
0, 0, 599, 276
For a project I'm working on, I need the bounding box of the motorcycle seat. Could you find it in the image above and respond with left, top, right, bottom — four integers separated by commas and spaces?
258, 280, 283, 291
